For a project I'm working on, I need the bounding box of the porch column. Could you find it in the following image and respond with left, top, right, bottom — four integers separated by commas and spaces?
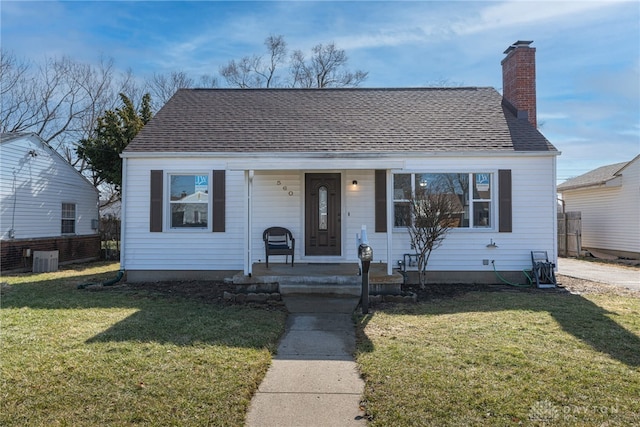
386, 169, 394, 275
244, 170, 254, 275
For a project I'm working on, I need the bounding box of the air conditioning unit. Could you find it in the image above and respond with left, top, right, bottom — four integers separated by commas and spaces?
33, 251, 59, 273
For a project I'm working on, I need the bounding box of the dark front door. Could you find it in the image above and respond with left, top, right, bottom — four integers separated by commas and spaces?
305, 173, 341, 256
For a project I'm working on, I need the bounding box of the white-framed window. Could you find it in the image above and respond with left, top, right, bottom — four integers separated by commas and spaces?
61, 203, 76, 234
393, 172, 493, 229
168, 173, 210, 229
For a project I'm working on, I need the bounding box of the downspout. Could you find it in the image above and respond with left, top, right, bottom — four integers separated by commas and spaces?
9, 169, 17, 238
120, 156, 127, 270
552, 155, 559, 267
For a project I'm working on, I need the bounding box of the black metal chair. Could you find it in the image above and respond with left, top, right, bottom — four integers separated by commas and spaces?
263, 227, 295, 268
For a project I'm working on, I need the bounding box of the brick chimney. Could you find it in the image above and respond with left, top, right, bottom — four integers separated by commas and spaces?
501, 40, 537, 128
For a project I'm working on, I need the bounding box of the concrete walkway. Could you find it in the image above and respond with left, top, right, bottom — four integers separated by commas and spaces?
557, 258, 640, 291
246, 296, 366, 427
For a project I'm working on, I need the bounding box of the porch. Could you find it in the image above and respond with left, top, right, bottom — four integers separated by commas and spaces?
232, 262, 404, 296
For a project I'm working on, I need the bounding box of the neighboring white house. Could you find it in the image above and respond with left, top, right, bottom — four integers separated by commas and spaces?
120, 40, 560, 284
0, 133, 100, 270
558, 155, 640, 259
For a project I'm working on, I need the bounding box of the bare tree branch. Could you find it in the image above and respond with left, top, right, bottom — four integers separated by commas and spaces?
261, 35, 287, 88
220, 56, 255, 88
220, 36, 367, 89
404, 178, 457, 287
220, 35, 288, 88
1, 51, 121, 162
291, 42, 368, 88
148, 71, 195, 110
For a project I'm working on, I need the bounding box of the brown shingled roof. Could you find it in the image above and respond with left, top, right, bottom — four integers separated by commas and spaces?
124, 87, 557, 154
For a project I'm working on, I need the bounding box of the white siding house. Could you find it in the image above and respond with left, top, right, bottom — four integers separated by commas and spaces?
558, 155, 640, 259
122, 152, 557, 284
120, 41, 560, 284
0, 133, 100, 270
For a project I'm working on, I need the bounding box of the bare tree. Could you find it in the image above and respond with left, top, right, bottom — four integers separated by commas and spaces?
220, 36, 367, 89
149, 71, 193, 109
220, 56, 262, 88
1, 50, 149, 211
261, 35, 287, 88
147, 70, 216, 110
424, 78, 465, 87
197, 74, 218, 89
1, 51, 121, 160
1, 49, 224, 208
0, 52, 32, 127
290, 42, 368, 88
220, 35, 287, 88
404, 179, 458, 287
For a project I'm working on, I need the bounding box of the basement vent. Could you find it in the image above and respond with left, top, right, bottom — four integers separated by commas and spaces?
33, 251, 59, 273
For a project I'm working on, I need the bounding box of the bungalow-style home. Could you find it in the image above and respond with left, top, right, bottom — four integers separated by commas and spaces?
558, 155, 640, 260
120, 40, 559, 284
0, 133, 101, 271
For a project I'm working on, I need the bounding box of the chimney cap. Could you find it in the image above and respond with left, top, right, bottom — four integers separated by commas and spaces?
503, 40, 534, 54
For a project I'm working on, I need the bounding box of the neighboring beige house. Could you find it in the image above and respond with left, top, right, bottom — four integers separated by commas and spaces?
558, 155, 640, 259
120, 41, 560, 284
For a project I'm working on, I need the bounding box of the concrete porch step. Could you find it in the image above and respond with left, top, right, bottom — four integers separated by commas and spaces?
231, 262, 404, 295
279, 282, 362, 296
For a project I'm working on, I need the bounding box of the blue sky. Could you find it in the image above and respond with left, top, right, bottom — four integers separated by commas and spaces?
2, 1, 639, 183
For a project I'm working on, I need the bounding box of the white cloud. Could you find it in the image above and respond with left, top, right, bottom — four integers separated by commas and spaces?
324, 1, 628, 53
335, 29, 427, 51
451, 1, 615, 36
538, 112, 570, 121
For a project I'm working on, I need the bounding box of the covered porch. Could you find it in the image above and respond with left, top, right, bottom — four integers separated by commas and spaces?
232, 160, 405, 278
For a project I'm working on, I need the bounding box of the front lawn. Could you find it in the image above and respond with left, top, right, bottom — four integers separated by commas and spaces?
4, 262, 638, 426
0, 262, 287, 426
356, 287, 640, 426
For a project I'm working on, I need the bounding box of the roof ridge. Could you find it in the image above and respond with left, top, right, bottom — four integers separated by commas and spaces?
187, 86, 492, 92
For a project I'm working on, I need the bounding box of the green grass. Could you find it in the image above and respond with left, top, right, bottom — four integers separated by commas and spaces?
1, 262, 287, 426
5, 263, 639, 426
356, 290, 640, 426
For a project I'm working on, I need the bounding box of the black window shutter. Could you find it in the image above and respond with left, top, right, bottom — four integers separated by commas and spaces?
498, 169, 512, 232
375, 170, 387, 232
212, 170, 226, 232
150, 170, 163, 232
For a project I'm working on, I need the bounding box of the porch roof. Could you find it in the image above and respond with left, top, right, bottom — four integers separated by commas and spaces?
125, 88, 557, 155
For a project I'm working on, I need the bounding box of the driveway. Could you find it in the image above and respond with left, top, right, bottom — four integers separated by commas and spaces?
557, 258, 640, 292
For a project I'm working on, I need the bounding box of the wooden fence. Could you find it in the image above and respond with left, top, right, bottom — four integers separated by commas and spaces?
558, 211, 582, 257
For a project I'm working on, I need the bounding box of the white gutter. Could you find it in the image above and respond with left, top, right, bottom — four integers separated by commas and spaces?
121, 150, 561, 160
